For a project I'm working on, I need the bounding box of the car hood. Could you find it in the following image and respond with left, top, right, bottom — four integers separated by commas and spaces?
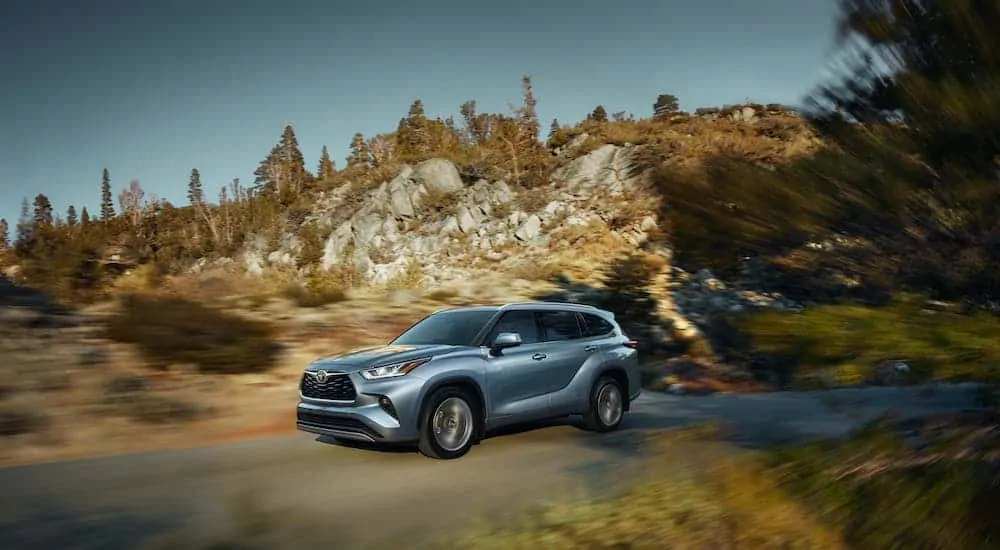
305, 344, 467, 373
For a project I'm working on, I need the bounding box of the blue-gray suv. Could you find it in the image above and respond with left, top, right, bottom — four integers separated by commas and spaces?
296, 301, 641, 459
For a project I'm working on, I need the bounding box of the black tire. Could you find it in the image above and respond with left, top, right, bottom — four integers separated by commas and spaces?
417, 386, 480, 460
582, 375, 626, 433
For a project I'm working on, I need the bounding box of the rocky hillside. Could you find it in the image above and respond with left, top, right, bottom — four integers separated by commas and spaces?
243, 143, 657, 286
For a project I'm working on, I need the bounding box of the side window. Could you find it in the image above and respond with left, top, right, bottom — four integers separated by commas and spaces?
580, 313, 615, 338
537, 310, 582, 342
487, 311, 540, 345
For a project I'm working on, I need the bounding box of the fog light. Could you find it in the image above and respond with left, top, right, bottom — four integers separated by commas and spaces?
377, 395, 398, 419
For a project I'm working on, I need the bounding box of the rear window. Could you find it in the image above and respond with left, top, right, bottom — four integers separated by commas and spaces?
580, 313, 615, 338
537, 310, 582, 341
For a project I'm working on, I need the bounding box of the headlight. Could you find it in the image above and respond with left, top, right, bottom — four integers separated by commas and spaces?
360, 357, 432, 380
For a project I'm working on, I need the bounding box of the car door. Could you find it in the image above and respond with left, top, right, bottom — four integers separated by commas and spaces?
482, 310, 551, 423
535, 309, 592, 415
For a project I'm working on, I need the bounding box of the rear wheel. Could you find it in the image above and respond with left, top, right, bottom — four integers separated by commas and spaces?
418, 386, 479, 459
582, 375, 625, 432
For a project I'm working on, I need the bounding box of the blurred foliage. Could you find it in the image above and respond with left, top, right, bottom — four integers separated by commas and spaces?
657, 0, 1000, 304
737, 297, 1000, 388
455, 429, 845, 550
768, 416, 1000, 550
105, 294, 280, 374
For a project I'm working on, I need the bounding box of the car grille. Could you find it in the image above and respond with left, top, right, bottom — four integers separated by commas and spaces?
297, 411, 382, 440
300, 371, 357, 402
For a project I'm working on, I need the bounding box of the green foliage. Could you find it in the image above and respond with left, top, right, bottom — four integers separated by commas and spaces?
187, 168, 204, 206
738, 298, 1000, 386
100, 168, 115, 220
106, 294, 280, 374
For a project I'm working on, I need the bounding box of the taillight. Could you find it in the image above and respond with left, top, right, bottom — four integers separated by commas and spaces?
623, 340, 639, 349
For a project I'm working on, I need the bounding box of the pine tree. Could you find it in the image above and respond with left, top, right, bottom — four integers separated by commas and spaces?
0, 218, 8, 250
100, 168, 115, 220
519, 75, 540, 139
549, 118, 560, 137
317, 145, 336, 180
32, 194, 53, 227
397, 99, 431, 157
653, 94, 679, 119
188, 168, 204, 206
589, 105, 608, 123
15, 197, 31, 247
254, 124, 311, 195
347, 132, 370, 167
66, 205, 78, 227
81, 206, 90, 226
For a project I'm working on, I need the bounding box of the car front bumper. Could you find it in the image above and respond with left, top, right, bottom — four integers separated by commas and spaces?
296, 372, 425, 444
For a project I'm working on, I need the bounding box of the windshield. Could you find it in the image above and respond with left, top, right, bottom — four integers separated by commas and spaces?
390, 309, 498, 346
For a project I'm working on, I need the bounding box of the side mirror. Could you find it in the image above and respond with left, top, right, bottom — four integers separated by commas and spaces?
490, 332, 522, 355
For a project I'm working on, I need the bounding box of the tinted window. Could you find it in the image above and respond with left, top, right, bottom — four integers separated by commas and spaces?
580, 313, 615, 338
486, 311, 540, 345
391, 309, 498, 346
537, 310, 582, 342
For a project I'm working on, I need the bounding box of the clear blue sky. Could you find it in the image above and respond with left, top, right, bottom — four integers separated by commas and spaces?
0, 0, 839, 227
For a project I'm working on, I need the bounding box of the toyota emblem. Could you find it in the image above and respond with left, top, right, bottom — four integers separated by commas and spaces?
315, 370, 329, 383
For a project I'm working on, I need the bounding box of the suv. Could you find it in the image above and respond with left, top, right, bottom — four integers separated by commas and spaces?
296, 301, 641, 459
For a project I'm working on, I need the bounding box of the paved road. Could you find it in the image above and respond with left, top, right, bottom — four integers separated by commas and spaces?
0, 384, 986, 550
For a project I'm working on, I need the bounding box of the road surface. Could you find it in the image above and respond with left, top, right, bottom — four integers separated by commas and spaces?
0, 384, 986, 550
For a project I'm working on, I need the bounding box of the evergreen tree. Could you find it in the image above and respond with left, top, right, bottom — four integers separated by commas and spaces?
187, 168, 204, 206
100, 168, 115, 220
397, 99, 431, 157
549, 118, 560, 138
32, 194, 53, 227
81, 206, 91, 227
317, 145, 336, 180
15, 197, 31, 247
347, 132, 370, 167
653, 94, 679, 119
519, 75, 540, 139
253, 124, 311, 195
66, 205, 78, 227
278, 123, 310, 186
0, 218, 8, 250
589, 105, 608, 123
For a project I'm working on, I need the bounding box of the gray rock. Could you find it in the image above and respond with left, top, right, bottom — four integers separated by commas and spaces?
515, 215, 542, 241
411, 158, 464, 195
456, 206, 478, 234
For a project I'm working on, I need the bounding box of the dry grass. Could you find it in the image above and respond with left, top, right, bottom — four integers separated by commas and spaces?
453, 428, 845, 550
552, 110, 819, 169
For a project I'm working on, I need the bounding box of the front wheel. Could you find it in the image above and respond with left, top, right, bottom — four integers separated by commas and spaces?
418, 386, 480, 459
582, 376, 625, 432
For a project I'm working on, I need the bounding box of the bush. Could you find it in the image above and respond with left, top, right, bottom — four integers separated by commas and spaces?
0, 405, 47, 436
106, 294, 281, 374
99, 373, 202, 424
283, 270, 348, 308
737, 297, 1000, 387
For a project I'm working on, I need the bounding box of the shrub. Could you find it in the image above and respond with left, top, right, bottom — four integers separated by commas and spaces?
106, 294, 281, 374
283, 270, 348, 308
0, 404, 47, 436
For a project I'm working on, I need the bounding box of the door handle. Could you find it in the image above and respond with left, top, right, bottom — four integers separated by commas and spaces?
584, 345, 597, 353
532, 353, 547, 361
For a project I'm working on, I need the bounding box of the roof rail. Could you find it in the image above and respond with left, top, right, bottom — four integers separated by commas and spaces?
499, 301, 600, 310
